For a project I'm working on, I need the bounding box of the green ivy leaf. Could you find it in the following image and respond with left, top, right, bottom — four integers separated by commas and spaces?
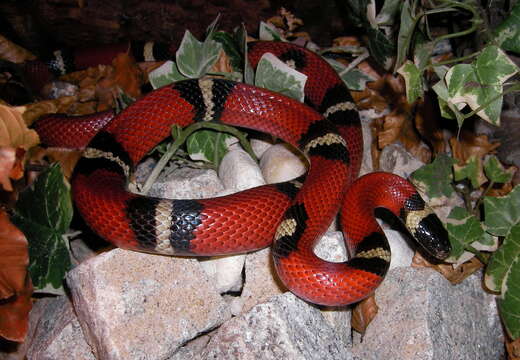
445, 46, 518, 125
212, 31, 243, 72
375, 0, 401, 26
258, 21, 284, 41
453, 155, 485, 188
11, 164, 72, 293
397, 61, 423, 104
445, 206, 485, 261
148, 61, 187, 89
497, 249, 520, 339
366, 27, 395, 70
484, 185, 520, 237
255, 53, 307, 102
186, 129, 236, 166
493, 1, 520, 54
394, 0, 415, 71
484, 155, 515, 184
176, 30, 223, 78
410, 154, 456, 199
325, 58, 375, 91
485, 224, 520, 293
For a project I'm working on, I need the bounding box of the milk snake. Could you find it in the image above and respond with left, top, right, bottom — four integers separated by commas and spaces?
32, 41, 451, 306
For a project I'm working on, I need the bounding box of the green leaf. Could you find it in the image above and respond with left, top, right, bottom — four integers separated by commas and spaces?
396, 61, 423, 104
11, 164, 72, 293
258, 21, 284, 41
326, 58, 375, 91
484, 155, 515, 184
493, 1, 520, 54
212, 31, 243, 72
176, 30, 223, 78
410, 153, 456, 199
394, 0, 415, 71
446, 206, 490, 262
485, 223, 520, 293
444, 47, 518, 125
149, 61, 187, 89
432, 80, 457, 119
234, 24, 254, 85
453, 155, 484, 188
375, 0, 402, 26
186, 129, 236, 166
366, 27, 395, 70
475, 46, 518, 85
484, 185, 520, 237
497, 251, 520, 338
255, 53, 307, 102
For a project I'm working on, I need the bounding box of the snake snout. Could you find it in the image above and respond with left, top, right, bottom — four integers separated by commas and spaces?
414, 213, 452, 260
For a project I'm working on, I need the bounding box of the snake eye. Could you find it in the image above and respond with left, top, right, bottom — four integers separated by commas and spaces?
414, 213, 451, 260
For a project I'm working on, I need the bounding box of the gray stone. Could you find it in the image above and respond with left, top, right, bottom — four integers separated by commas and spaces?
351, 267, 504, 360
379, 142, 425, 178
202, 293, 353, 360
26, 296, 94, 360
218, 149, 265, 191
199, 254, 246, 294
66, 249, 231, 360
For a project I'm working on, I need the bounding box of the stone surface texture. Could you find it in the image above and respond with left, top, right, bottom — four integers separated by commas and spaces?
66, 249, 231, 360
351, 267, 505, 360
202, 293, 353, 360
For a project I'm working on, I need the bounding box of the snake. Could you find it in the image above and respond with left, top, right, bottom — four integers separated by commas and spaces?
32, 41, 451, 306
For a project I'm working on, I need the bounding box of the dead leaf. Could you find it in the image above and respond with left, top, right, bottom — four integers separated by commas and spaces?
112, 53, 143, 99
30, 147, 82, 179
22, 96, 77, 125
0, 210, 33, 342
351, 295, 379, 334
0, 147, 25, 191
0, 105, 40, 150
210, 49, 234, 75
507, 337, 520, 359
450, 131, 500, 164
332, 36, 362, 47
412, 251, 483, 284
0, 34, 35, 63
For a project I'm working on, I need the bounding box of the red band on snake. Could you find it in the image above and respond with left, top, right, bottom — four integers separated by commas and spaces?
33, 41, 451, 306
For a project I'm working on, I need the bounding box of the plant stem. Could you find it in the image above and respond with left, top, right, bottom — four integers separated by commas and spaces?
463, 82, 520, 120
464, 244, 489, 264
140, 122, 256, 195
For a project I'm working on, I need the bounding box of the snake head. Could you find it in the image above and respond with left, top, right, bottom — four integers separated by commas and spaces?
411, 211, 451, 260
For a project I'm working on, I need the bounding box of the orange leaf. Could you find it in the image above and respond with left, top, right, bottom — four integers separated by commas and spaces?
0, 105, 40, 150
351, 295, 379, 334
0, 210, 33, 342
506, 337, 520, 359
30, 147, 82, 179
112, 53, 143, 99
0, 147, 25, 191
412, 251, 483, 285
0, 34, 35, 64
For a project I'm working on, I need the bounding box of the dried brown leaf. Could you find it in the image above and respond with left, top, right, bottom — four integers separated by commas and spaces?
30, 147, 82, 179
210, 49, 234, 74
22, 96, 77, 125
332, 36, 362, 47
0, 210, 33, 342
351, 295, 379, 334
412, 251, 483, 284
0, 105, 40, 150
112, 53, 143, 99
0, 34, 35, 63
507, 337, 520, 359
0, 147, 25, 191
450, 131, 500, 164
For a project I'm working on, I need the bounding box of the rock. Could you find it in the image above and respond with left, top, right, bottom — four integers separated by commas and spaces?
351, 268, 504, 360
66, 249, 231, 360
199, 254, 246, 294
234, 248, 286, 315
250, 138, 274, 158
202, 293, 353, 359
359, 112, 375, 176
148, 166, 224, 199
314, 231, 348, 263
26, 296, 95, 360
40, 81, 78, 99
385, 229, 415, 269
259, 143, 306, 184
218, 149, 265, 191
168, 334, 211, 360
379, 142, 426, 178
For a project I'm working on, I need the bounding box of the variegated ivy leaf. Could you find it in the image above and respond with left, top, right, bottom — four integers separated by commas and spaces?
255, 53, 307, 102
485, 223, 520, 294
484, 185, 520, 237
445, 206, 495, 265
493, 1, 520, 54
375, 0, 401, 26
397, 61, 423, 104
453, 155, 486, 189
432, 80, 457, 120
394, 0, 415, 72
149, 61, 187, 89
176, 30, 223, 78
445, 46, 518, 125
186, 130, 238, 166
484, 155, 515, 184
410, 154, 456, 199
259, 21, 285, 42
366, 27, 395, 70
325, 58, 375, 91
497, 245, 520, 339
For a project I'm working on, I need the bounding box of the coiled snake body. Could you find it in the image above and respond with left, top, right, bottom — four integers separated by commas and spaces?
33, 41, 451, 306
